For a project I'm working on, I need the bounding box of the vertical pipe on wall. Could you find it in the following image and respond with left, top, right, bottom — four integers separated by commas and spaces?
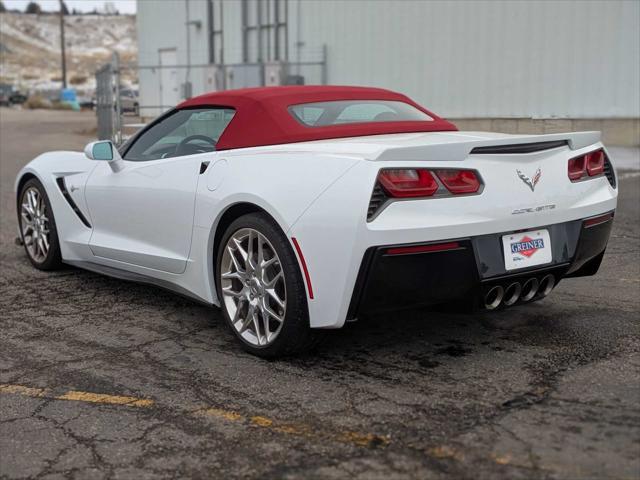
295, 0, 301, 74
257, 0, 264, 62
266, 0, 272, 62
284, 0, 289, 62
274, 0, 280, 61
185, 0, 191, 85
207, 0, 214, 64
322, 44, 327, 85
219, 1, 225, 67
241, 0, 248, 63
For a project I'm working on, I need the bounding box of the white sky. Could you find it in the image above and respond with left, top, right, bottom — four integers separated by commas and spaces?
3, 0, 136, 14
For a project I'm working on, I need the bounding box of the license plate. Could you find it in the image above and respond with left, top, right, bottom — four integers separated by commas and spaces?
502, 229, 552, 271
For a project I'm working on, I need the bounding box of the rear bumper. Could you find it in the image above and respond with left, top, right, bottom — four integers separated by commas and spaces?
347, 212, 614, 318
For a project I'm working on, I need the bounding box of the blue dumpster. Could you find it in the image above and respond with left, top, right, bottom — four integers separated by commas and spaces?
60, 88, 80, 111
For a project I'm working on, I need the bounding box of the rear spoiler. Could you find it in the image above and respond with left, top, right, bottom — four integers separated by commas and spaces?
376, 131, 601, 162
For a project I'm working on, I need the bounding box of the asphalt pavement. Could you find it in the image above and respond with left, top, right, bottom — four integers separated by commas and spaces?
1, 108, 639, 480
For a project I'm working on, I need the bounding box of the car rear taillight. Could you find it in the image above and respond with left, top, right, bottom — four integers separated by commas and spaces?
378, 169, 438, 198
369, 167, 483, 221
568, 156, 587, 181
377, 168, 482, 198
586, 150, 605, 176
434, 169, 481, 194
568, 148, 606, 181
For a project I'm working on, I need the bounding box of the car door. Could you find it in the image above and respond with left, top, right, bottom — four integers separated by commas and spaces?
84, 107, 235, 274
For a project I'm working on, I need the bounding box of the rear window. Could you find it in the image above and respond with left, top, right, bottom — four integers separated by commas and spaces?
289, 100, 433, 127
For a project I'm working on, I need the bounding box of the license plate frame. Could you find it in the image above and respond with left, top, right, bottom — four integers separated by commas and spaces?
502, 229, 552, 271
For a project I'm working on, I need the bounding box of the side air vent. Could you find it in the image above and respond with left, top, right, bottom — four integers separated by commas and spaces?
56, 177, 92, 228
470, 140, 568, 155
367, 183, 389, 222
603, 154, 616, 188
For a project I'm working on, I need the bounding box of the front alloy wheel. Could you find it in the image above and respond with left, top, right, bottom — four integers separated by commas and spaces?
220, 228, 286, 347
18, 178, 62, 270
21, 186, 51, 263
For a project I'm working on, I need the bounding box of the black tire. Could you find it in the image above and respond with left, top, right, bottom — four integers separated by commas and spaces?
17, 178, 63, 271
216, 212, 322, 358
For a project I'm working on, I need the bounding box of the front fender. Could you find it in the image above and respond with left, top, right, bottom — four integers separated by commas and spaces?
15, 151, 97, 262
15, 151, 93, 192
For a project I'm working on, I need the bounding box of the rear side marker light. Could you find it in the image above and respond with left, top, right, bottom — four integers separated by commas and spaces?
291, 237, 314, 299
434, 169, 481, 194
568, 148, 606, 181
378, 169, 438, 198
386, 241, 461, 255
584, 212, 613, 227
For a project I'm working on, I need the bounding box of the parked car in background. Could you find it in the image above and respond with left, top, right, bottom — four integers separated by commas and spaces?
119, 88, 139, 115
0, 83, 13, 106
78, 96, 96, 110
1, 84, 28, 106
9, 91, 27, 105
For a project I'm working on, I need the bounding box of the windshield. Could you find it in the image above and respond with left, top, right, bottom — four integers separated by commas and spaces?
289, 100, 433, 127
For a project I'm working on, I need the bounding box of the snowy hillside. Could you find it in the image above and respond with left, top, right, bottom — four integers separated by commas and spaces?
0, 12, 136, 92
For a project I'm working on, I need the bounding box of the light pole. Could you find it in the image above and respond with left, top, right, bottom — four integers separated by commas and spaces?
59, 0, 67, 89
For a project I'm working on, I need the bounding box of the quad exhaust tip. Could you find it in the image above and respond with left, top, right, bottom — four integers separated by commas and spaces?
520, 278, 539, 302
484, 274, 555, 310
503, 282, 522, 306
538, 274, 556, 298
484, 285, 504, 310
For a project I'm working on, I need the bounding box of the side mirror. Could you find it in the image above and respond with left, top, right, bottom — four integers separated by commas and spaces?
84, 140, 124, 172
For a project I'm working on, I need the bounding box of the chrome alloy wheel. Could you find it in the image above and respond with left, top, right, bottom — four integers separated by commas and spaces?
20, 186, 50, 263
220, 228, 286, 347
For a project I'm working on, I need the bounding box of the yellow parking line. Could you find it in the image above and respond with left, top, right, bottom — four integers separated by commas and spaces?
1, 384, 388, 448
0, 384, 49, 397
337, 430, 390, 448
0, 383, 153, 408
200, 407, 244, 421
250, 415, 274, 427
199, 407, 389, 448
56, 390, 154, 408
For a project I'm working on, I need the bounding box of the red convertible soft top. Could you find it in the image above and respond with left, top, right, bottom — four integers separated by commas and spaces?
178, 85, 457, 150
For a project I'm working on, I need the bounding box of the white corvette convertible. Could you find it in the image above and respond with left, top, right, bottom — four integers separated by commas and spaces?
15, 86, 617, 357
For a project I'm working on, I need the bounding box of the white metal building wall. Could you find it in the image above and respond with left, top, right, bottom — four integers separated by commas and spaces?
289, 0, 639, 118
136, 0, 210, 116
136, 0, 639, 119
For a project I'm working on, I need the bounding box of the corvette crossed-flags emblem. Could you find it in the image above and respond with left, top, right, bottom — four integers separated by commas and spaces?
516, 167, 542, 192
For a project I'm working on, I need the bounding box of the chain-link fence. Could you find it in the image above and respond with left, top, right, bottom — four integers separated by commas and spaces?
95, 53, 122, 144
